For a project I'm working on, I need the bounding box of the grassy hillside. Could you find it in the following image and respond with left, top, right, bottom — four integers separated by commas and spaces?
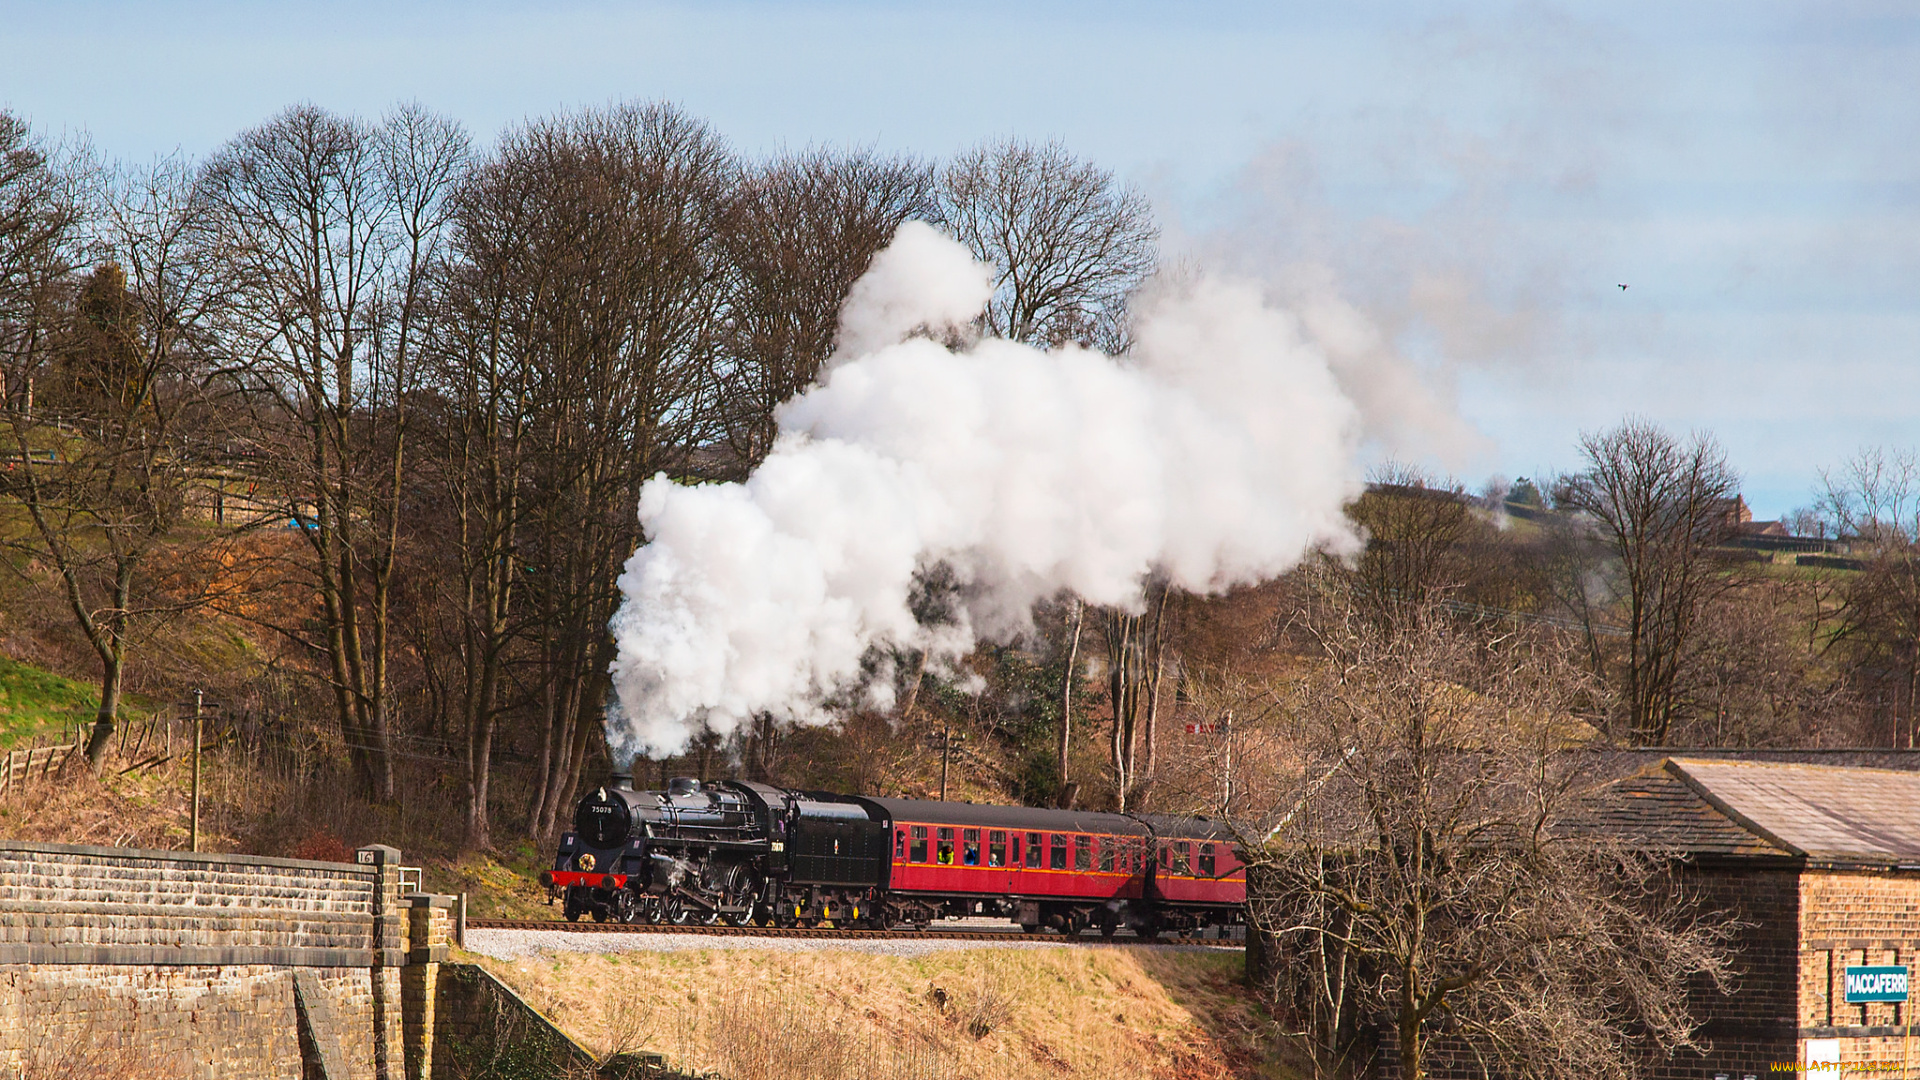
474, 944, 1288, 1080
0, 654, 96, 748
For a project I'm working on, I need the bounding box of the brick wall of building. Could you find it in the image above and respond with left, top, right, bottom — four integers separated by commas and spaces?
1798, 868, 1920, 1071
1640, 860, 1803, 1080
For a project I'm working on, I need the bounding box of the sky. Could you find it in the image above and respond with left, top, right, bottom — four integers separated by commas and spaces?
3, 0, 1916, 518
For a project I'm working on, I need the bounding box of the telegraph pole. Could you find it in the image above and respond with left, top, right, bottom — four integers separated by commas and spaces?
939, 715, 951, 801
190, 690, 203, 853
925, 719, 966, 802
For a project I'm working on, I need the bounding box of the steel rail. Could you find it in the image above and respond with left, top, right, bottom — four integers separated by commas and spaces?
464, 918, 1238, 947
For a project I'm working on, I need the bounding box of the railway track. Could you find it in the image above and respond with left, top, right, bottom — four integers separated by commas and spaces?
465, 917, 1240, 947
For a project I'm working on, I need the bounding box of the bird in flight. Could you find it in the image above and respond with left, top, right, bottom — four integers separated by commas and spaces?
1617, 283, 1629, 290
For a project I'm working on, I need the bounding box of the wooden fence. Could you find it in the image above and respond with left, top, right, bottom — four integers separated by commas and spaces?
0, 741, 78, 798
0, 712, 191, 798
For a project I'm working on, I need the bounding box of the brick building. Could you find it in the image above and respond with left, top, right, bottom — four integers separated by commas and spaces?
1578, 757, 1920, 1077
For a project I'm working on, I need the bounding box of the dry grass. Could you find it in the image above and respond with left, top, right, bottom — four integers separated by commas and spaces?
473, 945, 1281, 1080
9, 1019, 192, 1080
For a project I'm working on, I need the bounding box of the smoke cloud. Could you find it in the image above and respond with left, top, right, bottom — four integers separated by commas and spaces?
607, 225, 1367, 756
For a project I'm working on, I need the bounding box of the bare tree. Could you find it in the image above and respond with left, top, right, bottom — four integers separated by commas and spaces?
718, 149, 934, 468
1056, 595, 1084, 806
937, 137, 1156, 350
425, 101, 736, 847
0, 112, 91, 413
1243, 602, 1733, 1079
937, 138, 1163, 806
1102, 578, 1174, 812
1, 157, 232, 768
1553, 419, 1742, 746
1816, 446, 1920, 747
197, 104, 467, 800
1681, 578, 1863, 746
1340, 464, 1482, 634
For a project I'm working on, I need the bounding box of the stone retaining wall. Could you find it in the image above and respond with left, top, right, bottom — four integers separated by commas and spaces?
0, 840, 415, 1080
0, 840, 685, 1080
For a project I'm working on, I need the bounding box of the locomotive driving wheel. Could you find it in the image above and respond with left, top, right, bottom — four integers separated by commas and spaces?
611, 890, 641, 925
720, 867, 759, 927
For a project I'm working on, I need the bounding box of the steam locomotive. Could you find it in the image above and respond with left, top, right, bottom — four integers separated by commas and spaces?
540, 774, 1244, 937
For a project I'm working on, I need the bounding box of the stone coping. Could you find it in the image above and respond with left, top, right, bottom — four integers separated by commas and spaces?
0, 839, 382, 876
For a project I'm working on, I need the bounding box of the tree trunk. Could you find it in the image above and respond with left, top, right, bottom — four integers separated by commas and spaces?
83, 641, 125, 769
1142, 583, 1171, 791
1108, 610, 1139, 812
1058, 599, 1082, 799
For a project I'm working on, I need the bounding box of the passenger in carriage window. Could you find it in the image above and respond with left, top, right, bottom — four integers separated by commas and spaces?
1025, 833, 1043, 868
963, 828, 981, 866
936, 827, 955, 865
1198, 842, 1216, 878
988, 831, 1007, 867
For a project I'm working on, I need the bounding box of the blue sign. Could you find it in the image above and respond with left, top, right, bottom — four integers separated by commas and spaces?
1843, 966, 1909, 1004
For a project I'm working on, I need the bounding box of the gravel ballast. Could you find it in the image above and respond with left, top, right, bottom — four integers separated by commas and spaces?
463, 919, 1239, 960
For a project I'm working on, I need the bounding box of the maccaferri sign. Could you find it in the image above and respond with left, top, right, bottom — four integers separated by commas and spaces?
1842, 965, 1909, 1004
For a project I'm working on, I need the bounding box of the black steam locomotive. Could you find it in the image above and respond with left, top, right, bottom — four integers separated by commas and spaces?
540, 774, 1245, 937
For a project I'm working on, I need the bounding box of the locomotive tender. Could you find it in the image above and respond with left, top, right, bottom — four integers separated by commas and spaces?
541, 774, 1244, 937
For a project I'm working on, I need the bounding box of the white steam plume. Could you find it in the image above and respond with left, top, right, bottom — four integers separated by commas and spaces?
607, 224, 1365, 756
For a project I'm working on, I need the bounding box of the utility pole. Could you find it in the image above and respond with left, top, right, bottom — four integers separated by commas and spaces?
190, 690, 203, 852
1220, 710, 1234, 817
940, 715, 951, 801
925, 719, 966, 802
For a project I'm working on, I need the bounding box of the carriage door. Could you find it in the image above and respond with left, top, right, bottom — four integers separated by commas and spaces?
988, 830, 1011, 894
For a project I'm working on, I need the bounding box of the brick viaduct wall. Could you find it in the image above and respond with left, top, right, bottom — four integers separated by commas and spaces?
0, 840, 453, 1080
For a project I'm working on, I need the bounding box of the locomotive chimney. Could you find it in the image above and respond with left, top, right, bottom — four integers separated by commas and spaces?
609, 766, 634, 791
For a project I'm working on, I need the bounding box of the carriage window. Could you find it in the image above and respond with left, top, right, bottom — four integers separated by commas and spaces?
936, 827, 955, 865
1133, 840, 1145, 873
1074, 835, 1092, 871
1198, 843, 1216, 878
909, 826, 928, 863
1011, 834, 1022, 865
1026, 833, 1044, 868
962, 828, 981, 866
988, 831, 1007, 867
896, 830, 906, 859
1098, 838, 1116, 873
1171, 842, 1192, 876
1050, 834, 1068, 870
1159, 845, 1170, 870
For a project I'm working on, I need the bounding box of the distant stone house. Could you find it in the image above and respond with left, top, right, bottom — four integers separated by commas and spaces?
1571, 757, 1920, 1078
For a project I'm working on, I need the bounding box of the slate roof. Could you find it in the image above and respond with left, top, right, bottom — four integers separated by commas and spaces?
1667, 757, 1920, 864
1562, 765, 1789, 857
1567, 757, 1920, 866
